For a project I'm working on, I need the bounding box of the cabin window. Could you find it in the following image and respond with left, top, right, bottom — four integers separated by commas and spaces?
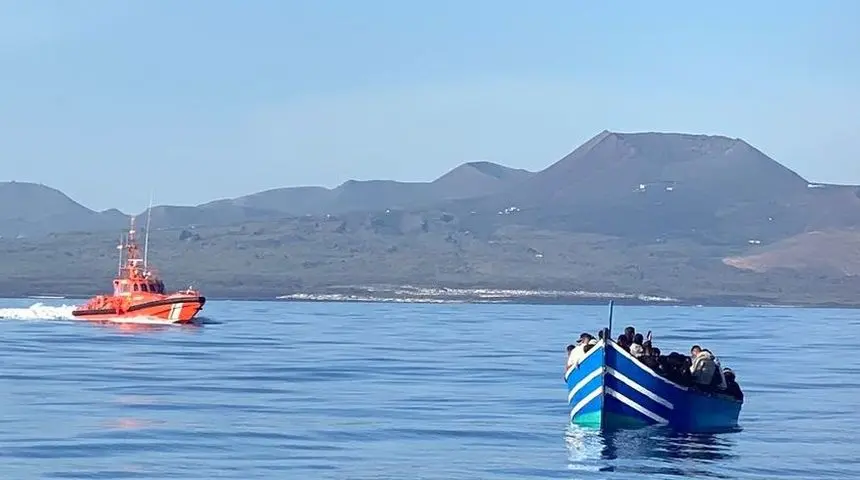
141, 283, 149, 292
133, 283, 139, 291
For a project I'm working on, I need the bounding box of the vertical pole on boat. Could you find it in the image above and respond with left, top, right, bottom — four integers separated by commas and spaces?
143, 192, 153, 272
117, 233, 124, 276
607, 300, 614, 339
600, 299, 614, 430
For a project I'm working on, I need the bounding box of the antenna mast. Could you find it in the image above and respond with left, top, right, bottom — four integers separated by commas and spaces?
117, 232, 125, 276
143, 192, 153, 273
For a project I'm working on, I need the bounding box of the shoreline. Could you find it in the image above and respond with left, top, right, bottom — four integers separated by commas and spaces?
6, 285, 859, 309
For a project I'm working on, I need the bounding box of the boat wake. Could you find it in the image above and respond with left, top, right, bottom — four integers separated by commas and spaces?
0, 302, 198, 326
0, 303, 77, 321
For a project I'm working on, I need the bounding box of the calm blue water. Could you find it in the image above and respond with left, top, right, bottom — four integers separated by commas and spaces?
1, 298, 858, 479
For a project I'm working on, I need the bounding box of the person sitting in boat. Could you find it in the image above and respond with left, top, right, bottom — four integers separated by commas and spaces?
704, 348, 728, 390
690, 345, 719, 388
643, 339, 653, 356
652, 347, 664, 368
629, 333, 645, 357
583, 333, 599, 353
616, 334, 631, 352
643, 330, 653, 347
565, 344, 577, 370
623, 326, 635, 344
565, 333, 593, 370
658, 351, 693, 385
639, 344, 661, 372
722, 367, 744, 401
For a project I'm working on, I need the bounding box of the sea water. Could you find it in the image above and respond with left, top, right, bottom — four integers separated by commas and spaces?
1, 298, 858, 479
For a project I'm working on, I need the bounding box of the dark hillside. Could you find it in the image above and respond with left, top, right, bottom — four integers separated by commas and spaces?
201, 186, 333, 216
0, 181, 126, 237
329, 179, 433, 212
6, 130, 860, 307
191, 162, 532, 221
146, 204, 289, 229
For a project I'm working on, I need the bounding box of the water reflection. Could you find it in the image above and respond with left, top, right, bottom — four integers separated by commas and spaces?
565, 425, 740, 478
84, 317, 209, 334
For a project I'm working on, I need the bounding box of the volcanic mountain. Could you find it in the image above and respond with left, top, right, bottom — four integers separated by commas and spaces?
459, 130, 860, 244
4, 130, 860, 306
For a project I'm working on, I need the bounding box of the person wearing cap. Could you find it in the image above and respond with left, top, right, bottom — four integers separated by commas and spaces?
565, 333, 593, 370
582, 333, 598, 353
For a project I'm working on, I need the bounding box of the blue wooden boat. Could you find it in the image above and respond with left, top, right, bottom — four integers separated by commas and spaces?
564, 302, 743, 432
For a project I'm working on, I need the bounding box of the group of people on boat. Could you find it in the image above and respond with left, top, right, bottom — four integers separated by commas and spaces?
565, 325, 743, 401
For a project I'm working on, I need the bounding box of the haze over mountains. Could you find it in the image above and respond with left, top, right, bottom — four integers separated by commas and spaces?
3, 130, 860, 306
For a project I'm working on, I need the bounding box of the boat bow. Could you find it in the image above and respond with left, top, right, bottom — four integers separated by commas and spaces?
565, 304, 743, 432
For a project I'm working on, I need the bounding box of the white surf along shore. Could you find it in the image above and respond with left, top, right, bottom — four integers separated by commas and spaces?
276, 285, 678, 304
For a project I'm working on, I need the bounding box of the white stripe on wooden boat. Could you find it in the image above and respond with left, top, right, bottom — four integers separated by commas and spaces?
608, 341, 688, 390
606, 366, 674, 410
570, 387, 602, 420
564, 339, 605, 381
568, 367, 603, 403
605, 387, 669, 424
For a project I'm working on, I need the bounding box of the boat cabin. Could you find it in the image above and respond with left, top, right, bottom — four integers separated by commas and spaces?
113, 278, 165, 296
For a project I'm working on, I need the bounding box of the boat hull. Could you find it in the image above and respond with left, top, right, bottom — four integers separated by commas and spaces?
565, 339, 742, 432
71, 296, 206, 324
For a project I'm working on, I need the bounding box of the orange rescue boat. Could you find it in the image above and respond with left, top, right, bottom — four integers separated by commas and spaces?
72, 215, 205, 323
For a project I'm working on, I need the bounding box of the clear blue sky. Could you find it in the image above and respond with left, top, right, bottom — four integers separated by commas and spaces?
1, 0, 858, 214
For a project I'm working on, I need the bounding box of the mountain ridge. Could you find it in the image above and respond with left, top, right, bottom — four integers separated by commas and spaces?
0, 160, 534, 236
0, 130, 841, 229
3, 130, 860, 307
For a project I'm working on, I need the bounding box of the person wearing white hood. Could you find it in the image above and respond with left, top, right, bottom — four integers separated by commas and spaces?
689, 345, 722, 388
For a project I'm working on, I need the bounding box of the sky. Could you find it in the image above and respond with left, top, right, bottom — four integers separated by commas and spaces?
1, 0, 858, 214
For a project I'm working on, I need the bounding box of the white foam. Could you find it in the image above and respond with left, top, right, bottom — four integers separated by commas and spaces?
0, 302, 77, 321
0, 302, 183, 326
